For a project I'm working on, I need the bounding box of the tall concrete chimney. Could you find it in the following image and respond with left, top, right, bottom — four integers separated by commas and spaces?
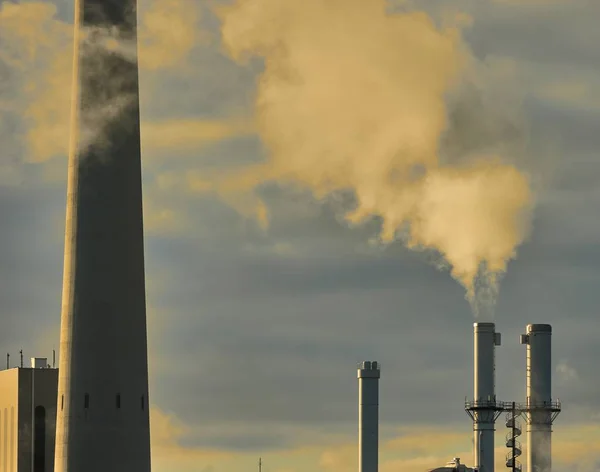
465, 323, 502, 472
520, 324, 561, 472
54, 0, 151, 468
358, 361, 380, 472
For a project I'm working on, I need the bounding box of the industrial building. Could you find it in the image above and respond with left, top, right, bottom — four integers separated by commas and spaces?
0, 358, 58, 472
461, 323, 560, 472
429, 458, 475, 472
359, 323, 562, 472
0, 320, 562, 472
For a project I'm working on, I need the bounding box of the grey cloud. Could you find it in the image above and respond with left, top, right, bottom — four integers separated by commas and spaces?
2, 0, 600, 458
0, 182, 64, 359
140, 5, 260, 121
4, 146, 600, 454
139, 116, 600, 447
391, 0, 598, 70
141, 180, 600, 450
179, 428, 294, 452
441, 80, 528, 166
527, 99, 600, 158
0, 70, 25, 172
140, 48, 259, 121
465, 1, 600, 68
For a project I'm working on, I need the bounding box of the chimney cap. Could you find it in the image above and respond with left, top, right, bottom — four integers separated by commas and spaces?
473, 322, 495, 332
526, 324, 552, 333
357, 360, 380, 370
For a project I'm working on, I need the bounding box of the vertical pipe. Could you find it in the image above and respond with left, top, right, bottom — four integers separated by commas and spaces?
512, 402, 517, 472
522, 324, 553, 472
358, 361, 380, 472
473, 323, 500, 472
31, 367, 35, 472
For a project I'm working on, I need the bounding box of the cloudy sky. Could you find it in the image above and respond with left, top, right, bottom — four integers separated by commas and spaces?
1, 0, 599, 470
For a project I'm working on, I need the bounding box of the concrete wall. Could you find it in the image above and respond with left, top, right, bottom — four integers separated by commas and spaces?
0, 368, 58, 472
54, 0, 152, 467
18, 368, 58, 472
0, 369, 18, 472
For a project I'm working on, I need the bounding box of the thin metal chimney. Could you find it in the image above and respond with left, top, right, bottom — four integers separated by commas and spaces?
466, 323, 503, 472
520, 324, 561, 472
358, 361, 380, 472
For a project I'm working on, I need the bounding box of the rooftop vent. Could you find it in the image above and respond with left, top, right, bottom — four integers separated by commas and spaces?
31, 358, 48, 369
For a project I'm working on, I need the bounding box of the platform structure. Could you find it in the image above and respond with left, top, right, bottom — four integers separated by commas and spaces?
465, 400, 562, 472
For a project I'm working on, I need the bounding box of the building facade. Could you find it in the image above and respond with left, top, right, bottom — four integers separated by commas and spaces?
0, 359, 58, 472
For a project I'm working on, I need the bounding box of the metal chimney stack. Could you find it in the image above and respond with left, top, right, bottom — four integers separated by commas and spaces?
358, 361, 380, 472
520, 324, 561, 472
465, 323, 503, 472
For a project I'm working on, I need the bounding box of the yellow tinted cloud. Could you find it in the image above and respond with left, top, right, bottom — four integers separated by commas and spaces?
0, 1, 73, 162
143, 416, 600, 472
216, 0, 533, 315
142, 118, 254, 158
383, 429, 466, 455
553, 424, 600, 465
316, 425, 600, 472
150, 407, 231, 471
537, 79, 600, 111
144, 206, 189, 235
492, 0, 571, 4
0, 0, 203, 163
139, 0, 204, 71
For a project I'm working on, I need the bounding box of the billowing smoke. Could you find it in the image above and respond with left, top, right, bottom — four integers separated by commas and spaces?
216, 0, 533, 317
0, 0, 201, 162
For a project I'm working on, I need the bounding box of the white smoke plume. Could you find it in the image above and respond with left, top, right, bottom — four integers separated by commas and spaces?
215, 0, 534, 317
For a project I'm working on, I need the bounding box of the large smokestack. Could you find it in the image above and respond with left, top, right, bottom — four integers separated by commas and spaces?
358, 361, 380, 472
520, 324, 561, 472
465, 323, 502, 472
54, 0, 151, 468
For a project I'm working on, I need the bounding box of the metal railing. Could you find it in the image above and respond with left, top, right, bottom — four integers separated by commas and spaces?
465, 399, 505, 410
521, 400, 562, 412
465, 399, 562, 412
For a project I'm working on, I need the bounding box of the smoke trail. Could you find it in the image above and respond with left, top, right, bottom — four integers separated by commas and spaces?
215, 0, 533, 317
0, 0, 201, 163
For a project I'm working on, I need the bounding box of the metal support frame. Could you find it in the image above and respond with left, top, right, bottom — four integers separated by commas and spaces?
465, 400, 562, 472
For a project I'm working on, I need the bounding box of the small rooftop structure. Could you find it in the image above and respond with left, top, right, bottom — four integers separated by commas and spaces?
428, 457, 477, 472
31, 357, 49, 369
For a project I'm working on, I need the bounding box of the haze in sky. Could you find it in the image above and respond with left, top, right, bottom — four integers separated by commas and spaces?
0, 0, 599, 471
